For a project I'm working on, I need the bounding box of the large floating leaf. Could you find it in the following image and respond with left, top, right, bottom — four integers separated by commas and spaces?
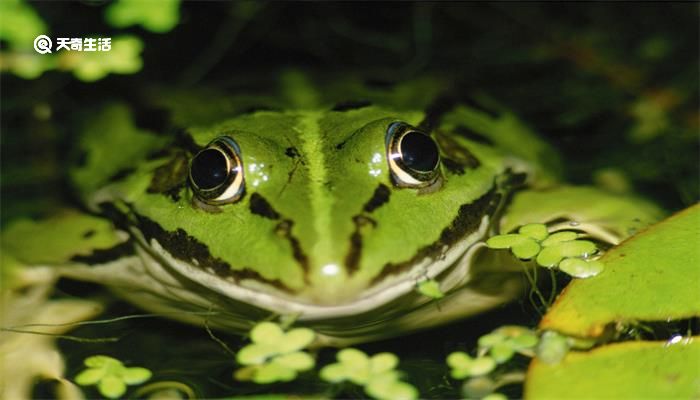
540, 204, 700, 337
526, 338, 700, 399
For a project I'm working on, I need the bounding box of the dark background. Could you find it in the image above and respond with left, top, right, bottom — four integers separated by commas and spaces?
2, 2, 698, 223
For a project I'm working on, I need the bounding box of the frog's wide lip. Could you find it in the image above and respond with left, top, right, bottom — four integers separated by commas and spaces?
139, 215, 492, 321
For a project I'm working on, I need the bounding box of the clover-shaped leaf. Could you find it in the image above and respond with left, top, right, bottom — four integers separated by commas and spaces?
486, 234, 541, 259
234, 322, 316, 384
366, 373, 419, 400
487, 224, 603, 278
486, 223, 550, 259
537, 239, 597, 268
106, 0, 181, 33
447, 352, 496, 379
74, 355, 151, 399
321, 348, 417, 400
237, 322, 314, 365
518, 223, 549, 241
559, 258, 604, 278
477, 326, 539, 363
417, 279, 445, 299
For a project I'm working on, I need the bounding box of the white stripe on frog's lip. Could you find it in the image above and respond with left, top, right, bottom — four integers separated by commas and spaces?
131, 215, 490, 321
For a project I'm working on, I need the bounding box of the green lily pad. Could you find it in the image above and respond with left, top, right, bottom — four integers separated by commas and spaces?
500, 186, 663, 239
526, 338, 700, 399
540, 204, 700, 337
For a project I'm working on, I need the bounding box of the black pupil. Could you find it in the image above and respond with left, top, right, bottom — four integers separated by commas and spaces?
190, 149, 231, 190
400, 131, 439, 172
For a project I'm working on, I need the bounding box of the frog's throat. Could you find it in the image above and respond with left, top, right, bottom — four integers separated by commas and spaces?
128, 211, 491, 320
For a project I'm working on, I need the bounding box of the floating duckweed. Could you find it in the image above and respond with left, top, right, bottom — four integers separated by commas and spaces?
559, 258, 604, 278
74, 355, 152, 399
541, 231, 578, 246
519, 223, 549, 240
321, 348, 418, 400
234, 322, 315, 384
536, 240, 597, 268
486, 234, 541, 259
447, 352, 497, 379
477, 326, 539, 363
483, 393, 509, 400
487, 224, 603, 278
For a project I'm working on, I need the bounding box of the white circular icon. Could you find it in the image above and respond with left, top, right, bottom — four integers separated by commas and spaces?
34, 35, 52, 54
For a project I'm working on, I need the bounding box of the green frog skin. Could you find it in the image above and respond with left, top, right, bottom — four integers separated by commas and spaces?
46, 74, 662, 345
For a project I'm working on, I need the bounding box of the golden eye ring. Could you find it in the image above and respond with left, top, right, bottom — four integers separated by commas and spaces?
189, 136, 245, 204
385, 122, 441, 188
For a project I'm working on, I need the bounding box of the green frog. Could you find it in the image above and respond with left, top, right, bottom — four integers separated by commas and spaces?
3, 73, 662, 350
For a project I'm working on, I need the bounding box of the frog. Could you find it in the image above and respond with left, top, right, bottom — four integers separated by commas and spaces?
2, 72, 663, 354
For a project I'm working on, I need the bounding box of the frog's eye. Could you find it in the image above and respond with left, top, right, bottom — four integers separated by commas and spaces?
386, 122, 441, 187
189, 136, 245, 204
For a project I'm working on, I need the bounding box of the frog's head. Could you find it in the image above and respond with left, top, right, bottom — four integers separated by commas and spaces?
85, 105, 521, 324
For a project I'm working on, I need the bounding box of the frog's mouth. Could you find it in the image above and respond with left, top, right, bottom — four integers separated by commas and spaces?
132, 211, 502, 319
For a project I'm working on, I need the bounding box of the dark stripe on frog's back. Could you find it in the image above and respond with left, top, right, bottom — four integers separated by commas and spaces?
97, 201, 297, 292
370, 186, 499, 286
344, 184, 391, 274
248, 193, 310, 277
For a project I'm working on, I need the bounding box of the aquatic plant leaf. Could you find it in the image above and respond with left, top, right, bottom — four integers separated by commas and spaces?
74, 355, 151, 399
526, 338, 700, 399
541, 231, 578, 246
272, 352, 314, 371
540, 204, 700, 337
252, 363, 296, 384
70, 36, 143, 82
98, 375, 126, 399
250, 322, 284, 344
486, 234, 540, 259
236, 343, 275, 365
369, 353, 399, 373
278, 328, 315, 352
447, 352, 496, 378
105, 0, 180, 33
518, 223, 549, 240
559, 258, 603, 278
366, 374, 419, 400
536, 240, 596, 267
